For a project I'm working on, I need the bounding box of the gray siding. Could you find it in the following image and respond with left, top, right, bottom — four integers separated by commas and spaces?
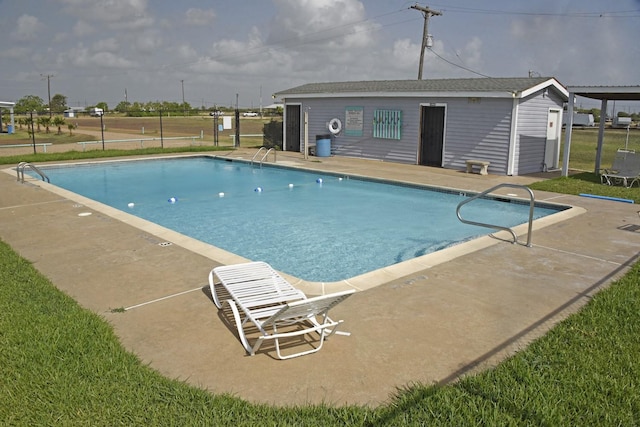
514, 91, 564, 175
286, 97, 421, 164
283, 87, 565, 175
442, 98, 513, 175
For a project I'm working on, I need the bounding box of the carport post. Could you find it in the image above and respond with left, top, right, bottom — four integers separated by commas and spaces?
594, 98, 607, 173
561, 92, 575, 177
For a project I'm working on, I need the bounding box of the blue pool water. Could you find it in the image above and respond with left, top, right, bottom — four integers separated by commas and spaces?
36, 157, 564, 282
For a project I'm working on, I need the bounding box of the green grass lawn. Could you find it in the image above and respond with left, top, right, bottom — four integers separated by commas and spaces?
1, 239, 638, 425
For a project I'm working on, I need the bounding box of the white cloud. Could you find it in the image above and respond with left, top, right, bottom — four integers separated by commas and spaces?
60, 0, 154, 31
73, 20, 95, 37
11, 14, 44, 41
185, 8, 216, 26
56, 44, 135, 69
390, 38, 419, 70
93, 38, 120, 52
268, 0, 377, 51
0, 46, 32, 59
133, 31, 162, 54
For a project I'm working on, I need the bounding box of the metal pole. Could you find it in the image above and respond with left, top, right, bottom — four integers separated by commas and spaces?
213, 107, 219, 146
594, 99, 607, 173
561, 93, 575, 177
235, 93, 240, 147
159, 109, 164, 148
181, 80, 185, 116
304, 110, 309, 160
30, 111, 36, 154
100, 113, 105, 150
41, 74, 54, 117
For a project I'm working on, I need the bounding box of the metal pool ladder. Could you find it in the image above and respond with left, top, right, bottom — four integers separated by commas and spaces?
16, 162, 50, 183
456, 183, 535, 247
251, 147, 276, 167
251, 147, 277, 167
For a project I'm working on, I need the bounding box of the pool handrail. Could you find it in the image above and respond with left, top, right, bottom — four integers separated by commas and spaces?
16, 162, 50, 183
456, 183, 534, 247
250, 147, 266, 165
251, 147, 276, 167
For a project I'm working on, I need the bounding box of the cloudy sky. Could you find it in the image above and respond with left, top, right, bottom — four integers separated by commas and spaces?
1, 0, 639, 110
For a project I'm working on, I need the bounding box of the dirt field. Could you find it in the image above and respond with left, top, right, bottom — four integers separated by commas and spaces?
72, 115, 271, 139
0, 115, 277, 156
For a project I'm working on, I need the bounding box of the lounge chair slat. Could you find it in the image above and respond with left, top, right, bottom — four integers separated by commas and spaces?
208, 261, 354, 359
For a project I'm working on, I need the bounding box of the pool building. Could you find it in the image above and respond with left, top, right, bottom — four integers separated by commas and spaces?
275, 77, 569, 176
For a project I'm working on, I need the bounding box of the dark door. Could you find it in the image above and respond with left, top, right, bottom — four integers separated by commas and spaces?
285, 105, 301, 152
419, 106, 445, 166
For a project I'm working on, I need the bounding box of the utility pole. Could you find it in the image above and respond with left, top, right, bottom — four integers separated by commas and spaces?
41, 74, 54, 117
410, 4, 441, 80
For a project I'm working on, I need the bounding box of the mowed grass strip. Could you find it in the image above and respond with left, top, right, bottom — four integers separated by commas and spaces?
1, 238, 639, 425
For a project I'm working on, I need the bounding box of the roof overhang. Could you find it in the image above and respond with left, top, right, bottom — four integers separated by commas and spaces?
277, 90, 535, 100
568, 86, 640, 101
275, 78, 569, 101
521, 78, 569, 100
0, 101, 16, 108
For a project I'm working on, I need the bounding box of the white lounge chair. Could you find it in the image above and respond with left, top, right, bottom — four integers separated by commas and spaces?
601, 150, 640, 188
209, 261, 355, 359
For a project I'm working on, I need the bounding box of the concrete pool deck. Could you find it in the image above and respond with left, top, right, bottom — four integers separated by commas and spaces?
1, 149, 639, 407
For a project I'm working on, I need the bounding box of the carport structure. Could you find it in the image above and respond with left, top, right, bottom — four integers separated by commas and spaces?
562, 85, 640, 176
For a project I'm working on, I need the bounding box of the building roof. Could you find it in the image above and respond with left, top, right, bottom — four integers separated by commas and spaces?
275, 77, 568, 100
567, 85, 640, 101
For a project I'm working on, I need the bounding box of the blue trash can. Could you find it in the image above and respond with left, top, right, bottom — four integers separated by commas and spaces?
6, 125, 13, 134
315, 134, 331, 157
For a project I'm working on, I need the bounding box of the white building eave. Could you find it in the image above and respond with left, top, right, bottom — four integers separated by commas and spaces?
278, 90, 525, 100
520, 78, 569, 100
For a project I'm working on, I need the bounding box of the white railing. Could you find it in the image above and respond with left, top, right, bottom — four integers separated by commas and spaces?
456, 184, 535, 247
0, 143, 52, 152
76, 135, 203, 151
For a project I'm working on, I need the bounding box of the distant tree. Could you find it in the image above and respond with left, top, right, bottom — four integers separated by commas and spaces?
39, 116, 52, 133
114, 101, 131, 113
50, 94, 67, 113
15, 95, 45, 114
52, 116, 66, 135
95, 101, 109, 112
68, 123, 76, 136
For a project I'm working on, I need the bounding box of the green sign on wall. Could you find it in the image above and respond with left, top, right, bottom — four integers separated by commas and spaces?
344, 106, 364, 137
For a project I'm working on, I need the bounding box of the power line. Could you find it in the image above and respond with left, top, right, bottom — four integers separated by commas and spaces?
426, 48, 492, 78
427, 4, 640, 18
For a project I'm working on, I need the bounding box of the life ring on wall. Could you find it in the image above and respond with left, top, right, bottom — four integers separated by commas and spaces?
328, 118, 342, 134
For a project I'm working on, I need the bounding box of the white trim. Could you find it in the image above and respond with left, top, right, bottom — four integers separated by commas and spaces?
520, 78, 569, 100
279, 90, 523, 100
507, 97, 519, 176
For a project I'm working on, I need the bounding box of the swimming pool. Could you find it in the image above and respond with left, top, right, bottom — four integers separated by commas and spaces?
30, 156, 567, 282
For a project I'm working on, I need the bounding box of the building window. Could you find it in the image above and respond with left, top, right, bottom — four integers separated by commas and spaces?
373, 109, 402, 140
